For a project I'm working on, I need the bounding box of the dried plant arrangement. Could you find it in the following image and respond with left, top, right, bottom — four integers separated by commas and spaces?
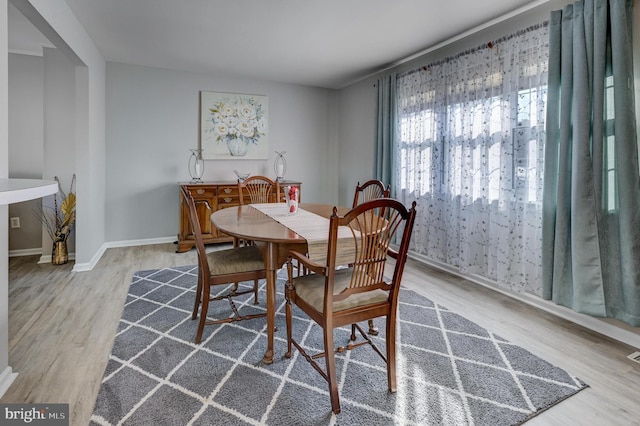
33, 174, 76, 264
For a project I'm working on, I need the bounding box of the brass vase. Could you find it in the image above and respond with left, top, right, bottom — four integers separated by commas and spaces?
52, 240, 68, 265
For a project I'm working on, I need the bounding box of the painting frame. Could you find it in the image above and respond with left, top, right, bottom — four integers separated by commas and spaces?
199, 91, 269, 160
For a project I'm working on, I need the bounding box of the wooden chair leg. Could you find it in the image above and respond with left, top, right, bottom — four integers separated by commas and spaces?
253, 279, 259, 304
194, 280, 210, 344
324, 326, 341, 414
367, 319, 379, 335
386, 315, 397, 392
192, 271, 203, 320
285, 288, 293, 358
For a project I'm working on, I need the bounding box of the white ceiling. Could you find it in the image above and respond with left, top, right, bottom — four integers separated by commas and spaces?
9, 0, 541, 89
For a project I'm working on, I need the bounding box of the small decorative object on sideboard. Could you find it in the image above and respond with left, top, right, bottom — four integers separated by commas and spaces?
233, 170, 250, 182
188, 149, 205, 183
274, 151, 287, 181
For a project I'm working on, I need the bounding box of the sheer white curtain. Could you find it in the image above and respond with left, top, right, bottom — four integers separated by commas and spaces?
396, 24, 549, 294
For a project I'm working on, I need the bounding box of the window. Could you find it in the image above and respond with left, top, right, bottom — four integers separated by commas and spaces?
394, 23, 549, 294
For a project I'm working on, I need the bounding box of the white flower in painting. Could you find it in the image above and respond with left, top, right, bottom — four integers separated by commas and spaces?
239, 103, 257, 120
257, 119, 267, 134
214, 123, 229, 137
239, 121, 255, 138
221, 105, 236, 117
223, 115, 238, 128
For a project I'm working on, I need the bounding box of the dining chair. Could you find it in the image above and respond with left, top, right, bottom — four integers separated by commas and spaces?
235, 175, 281, 249
284, 198, 417, 414
352, 179, 390, 208
238, 175, 280, 205
181, 186, 267, 344
353, 179, 391, 335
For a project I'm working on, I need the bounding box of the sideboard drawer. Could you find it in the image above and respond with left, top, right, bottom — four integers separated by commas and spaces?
217, 185, 241, 208
217, 197, 240, 208
218, 186, 238, 196
186, 187, 216, 198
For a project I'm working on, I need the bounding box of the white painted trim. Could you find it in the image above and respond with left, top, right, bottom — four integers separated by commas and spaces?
72, 244, 105, 272
72, 237, 176, 272
8, 248, 41, 257
408, 252, 640, 349
0, 366, 18, 398
105, 236, 175, 249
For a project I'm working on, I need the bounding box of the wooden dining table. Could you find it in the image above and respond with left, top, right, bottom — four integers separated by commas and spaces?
210, 202, 350, 364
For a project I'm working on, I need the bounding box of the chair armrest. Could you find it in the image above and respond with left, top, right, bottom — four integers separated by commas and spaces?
288, 250, 326, 276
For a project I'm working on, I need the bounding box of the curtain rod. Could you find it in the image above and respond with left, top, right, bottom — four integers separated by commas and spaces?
342, 0, 551, 89
400, 20, 549, 78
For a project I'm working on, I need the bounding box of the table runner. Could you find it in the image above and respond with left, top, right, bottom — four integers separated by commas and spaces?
251, 203, 356, 265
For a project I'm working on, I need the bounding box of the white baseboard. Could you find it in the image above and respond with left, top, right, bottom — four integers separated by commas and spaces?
408, 252, 640, 350
73, 244, 106, 272
0, 366, 18, 398
10, 237, 176, 271
72, 237, 176, 272
105, 236, 176, 249
8, 248, 42, 257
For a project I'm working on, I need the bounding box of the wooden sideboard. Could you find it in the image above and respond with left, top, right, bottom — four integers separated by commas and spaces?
177, 180, 302, 253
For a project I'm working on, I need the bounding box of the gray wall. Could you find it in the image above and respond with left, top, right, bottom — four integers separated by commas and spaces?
8, 53, 43, 252
7, 48, 78, 256
105, 62, 339, 243
42, 47, 76, 256
336, 81, 377, 207
9, 0, 107, 272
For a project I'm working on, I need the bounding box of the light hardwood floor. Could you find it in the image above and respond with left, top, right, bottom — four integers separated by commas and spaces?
2, 243, 639, 426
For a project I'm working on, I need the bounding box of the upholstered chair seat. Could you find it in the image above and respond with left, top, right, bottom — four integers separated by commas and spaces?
207, 246, 265, 276
292, 270, 389, 313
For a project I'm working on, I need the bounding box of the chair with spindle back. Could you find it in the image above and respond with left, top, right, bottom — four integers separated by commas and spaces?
284, 198, 417, 414
353, 179, 391, 335
238, 175, 280, 205
352, 179, 390, 208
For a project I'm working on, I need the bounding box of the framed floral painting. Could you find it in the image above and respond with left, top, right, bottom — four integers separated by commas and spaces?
200, 91, 269, 160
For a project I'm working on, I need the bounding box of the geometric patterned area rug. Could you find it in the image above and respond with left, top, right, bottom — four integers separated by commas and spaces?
90, 265, 588, 426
